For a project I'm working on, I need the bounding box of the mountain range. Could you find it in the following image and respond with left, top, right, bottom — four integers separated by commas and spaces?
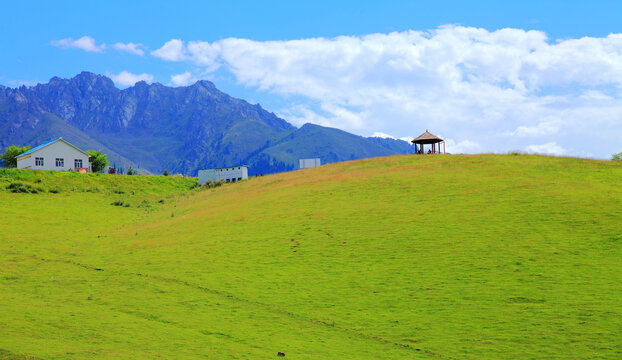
0, 72, 413, 175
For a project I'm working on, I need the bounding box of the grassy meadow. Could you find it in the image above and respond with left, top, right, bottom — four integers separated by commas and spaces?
0, 154, 621, 359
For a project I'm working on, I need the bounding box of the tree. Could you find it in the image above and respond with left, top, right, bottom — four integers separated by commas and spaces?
87, 150, 109, 173
1, 145, 31, 168
127, 167, 134, 175
163, 169, 169, 176
612, 152, 622, 161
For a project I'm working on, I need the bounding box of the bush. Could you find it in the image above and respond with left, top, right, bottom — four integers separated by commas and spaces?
163, 169, 169, 176
197, 179, 225, 189
111, 200, 130, 207
6, 182, 42, 194
127, 167, 135, 175
612, 152, 622, 161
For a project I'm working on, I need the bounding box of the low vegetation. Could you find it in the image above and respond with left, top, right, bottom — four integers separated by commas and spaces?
1, 155, 621, 359
0, 168, 196, 198
197, 179, 224, 189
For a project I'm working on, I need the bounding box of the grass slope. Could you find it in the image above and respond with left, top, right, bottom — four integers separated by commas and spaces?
1, 155, 621, 359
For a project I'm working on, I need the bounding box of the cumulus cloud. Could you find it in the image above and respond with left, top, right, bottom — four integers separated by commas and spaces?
170, 71, 198, 87
526, 142, 566, 155
107, 71, 154, 87
112, 42, 146, 56
151, 39, 187, 61
151, 26, 622, 158
444, 139, 481, 154
371, 132, 397, 139
51, 36, 105, 52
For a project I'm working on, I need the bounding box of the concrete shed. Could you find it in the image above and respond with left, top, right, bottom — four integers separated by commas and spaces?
198, 166, 248, 185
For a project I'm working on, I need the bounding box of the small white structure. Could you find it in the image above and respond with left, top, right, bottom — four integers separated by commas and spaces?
198, 166, 248, 185
299, 158, 321, 170
16, 137, 91, 172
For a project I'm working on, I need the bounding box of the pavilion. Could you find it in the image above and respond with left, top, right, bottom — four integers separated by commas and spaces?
411, 130, 445, 154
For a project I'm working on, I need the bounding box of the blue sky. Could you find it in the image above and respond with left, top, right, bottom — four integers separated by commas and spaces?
2, 1, 622, 158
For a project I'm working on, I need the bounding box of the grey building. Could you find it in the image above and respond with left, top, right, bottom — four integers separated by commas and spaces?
198, 166, 248, 185
299, 158, 321, 170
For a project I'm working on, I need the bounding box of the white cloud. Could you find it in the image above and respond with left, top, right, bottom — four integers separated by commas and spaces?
151, 39, 187, 61
371, 132, 397, 139
170, 71, 197, 87
51, 36, 105, 53
151, 26, 622, 158
107, 71, 154, 87
444, 139, 481, 154
526, 142, 566, 155
503, 117, 561, 137
112, 42, 145, 56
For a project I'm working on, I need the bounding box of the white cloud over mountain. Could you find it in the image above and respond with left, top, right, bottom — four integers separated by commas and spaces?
107, 71, 154, 87
149, 26, 622, 158
62, 26, 621, 158
170, 71, 197, 87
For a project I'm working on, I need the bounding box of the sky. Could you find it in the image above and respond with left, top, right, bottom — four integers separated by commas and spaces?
2, 0, 622, 158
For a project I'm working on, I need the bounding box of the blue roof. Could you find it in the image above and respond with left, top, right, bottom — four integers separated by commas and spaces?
18, 138, 62, 157
17, 137, 89, 158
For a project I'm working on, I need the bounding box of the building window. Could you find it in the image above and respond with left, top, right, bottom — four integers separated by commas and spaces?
238, 177, 242, 181
74, 159, 83, 169
55, 158, 64, 167
35, 157, 44, 166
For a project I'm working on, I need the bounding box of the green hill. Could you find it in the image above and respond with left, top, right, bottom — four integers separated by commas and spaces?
1, 154, 621, 359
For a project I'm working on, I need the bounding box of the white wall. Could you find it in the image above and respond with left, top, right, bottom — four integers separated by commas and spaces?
198, 166, 248, 185
17, 140, 90, 171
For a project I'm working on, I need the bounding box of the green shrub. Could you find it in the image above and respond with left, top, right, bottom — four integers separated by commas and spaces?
197, 179, 225, 189
612, 152, 622, 161
48, 189, 60, 194
6, 182, 43, 194
111, 200, 127, 207
88, 150, 109, 173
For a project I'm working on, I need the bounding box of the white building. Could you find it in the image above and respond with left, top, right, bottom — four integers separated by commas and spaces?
299, 158, 321, 169
198, 166, 248, 185
16, 138, 91, 172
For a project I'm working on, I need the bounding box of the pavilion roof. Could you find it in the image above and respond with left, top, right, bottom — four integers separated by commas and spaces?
411, 130, 444, 144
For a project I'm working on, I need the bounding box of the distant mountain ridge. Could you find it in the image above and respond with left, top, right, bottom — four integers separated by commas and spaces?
0, 72, 412, 174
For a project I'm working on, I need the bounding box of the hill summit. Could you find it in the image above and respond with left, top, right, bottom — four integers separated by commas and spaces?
0, 72, 412, 174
